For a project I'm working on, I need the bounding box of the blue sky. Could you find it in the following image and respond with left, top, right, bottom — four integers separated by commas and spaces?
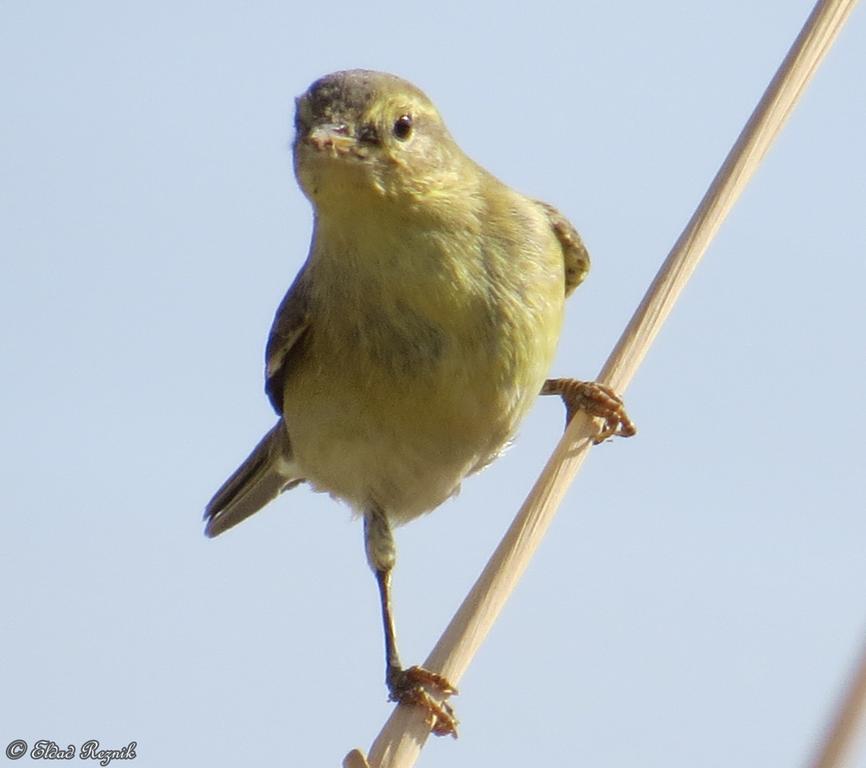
2, 2, 864, 767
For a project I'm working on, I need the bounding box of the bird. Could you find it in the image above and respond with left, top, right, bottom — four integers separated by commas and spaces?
204, 69, 634, 737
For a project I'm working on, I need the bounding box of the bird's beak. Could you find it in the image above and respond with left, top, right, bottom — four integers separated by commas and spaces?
305, 123, 356, 155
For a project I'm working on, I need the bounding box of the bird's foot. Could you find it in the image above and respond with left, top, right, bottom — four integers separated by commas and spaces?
387, 665, 459, 738
541, 378, 636, 443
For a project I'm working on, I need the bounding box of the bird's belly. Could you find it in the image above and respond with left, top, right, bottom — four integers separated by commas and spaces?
283, 355, 528, 521
282, 288, 563, 522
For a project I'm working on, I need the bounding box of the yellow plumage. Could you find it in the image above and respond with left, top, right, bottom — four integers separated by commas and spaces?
204, 70, 596, 736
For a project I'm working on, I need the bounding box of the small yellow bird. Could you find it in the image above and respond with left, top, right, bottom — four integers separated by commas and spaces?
204, 69, 634, 737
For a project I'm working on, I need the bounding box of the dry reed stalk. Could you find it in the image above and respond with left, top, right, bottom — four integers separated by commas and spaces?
809, 635, 866, 768
345, 1, 860, 765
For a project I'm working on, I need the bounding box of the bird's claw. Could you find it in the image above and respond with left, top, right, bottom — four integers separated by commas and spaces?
542, 378, 636, 443
388, 665, 459, 738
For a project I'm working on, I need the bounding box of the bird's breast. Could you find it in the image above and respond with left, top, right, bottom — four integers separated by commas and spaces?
281, 214, 565, 519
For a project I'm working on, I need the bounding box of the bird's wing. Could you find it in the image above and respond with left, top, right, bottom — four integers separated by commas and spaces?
265, 268, 311, 414
537, 201, 590, 297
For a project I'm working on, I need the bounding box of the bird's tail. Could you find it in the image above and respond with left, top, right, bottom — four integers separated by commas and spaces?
204, 421, 302, 538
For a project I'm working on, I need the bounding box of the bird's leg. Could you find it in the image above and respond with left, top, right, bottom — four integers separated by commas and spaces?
364, 505, 459, 738
541, 378, 637, 443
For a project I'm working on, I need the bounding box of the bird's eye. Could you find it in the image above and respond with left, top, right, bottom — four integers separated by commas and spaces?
392, 114, 413, 140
